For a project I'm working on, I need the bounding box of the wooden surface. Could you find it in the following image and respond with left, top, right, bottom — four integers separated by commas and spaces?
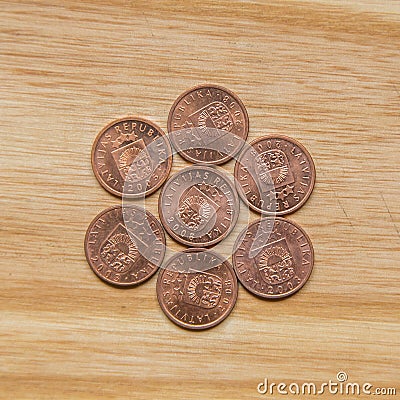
1, 1, 399, 399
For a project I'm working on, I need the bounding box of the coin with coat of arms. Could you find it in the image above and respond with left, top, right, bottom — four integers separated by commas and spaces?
232, 217, 314, 298
156, 248, 238, 329
84, 205, 166, 286
91, 117, 173, 198
158, 165, 240, 247
168, 84, 249, 165
234, 135, 315, 215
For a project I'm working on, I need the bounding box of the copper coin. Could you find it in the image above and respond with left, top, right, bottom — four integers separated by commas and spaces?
168, 84, 249, 165
84, 205, 166, 286
91, 117, 173, 198
232, 217, 314, 298
158, 165, 240, 247
157, 248, 238, 330
234, 135, 316, 215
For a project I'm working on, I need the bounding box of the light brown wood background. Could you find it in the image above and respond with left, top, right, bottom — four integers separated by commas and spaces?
1, 1, 399, 399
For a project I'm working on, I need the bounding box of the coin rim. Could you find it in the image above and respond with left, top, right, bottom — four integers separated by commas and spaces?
91, 116, 173, 198
84, 204, 166, 287
156, 248, 238, 330
158, 165, 240, 247
232, 216, 314, 299
167, 83, 249, 165
234, 134, 316, 215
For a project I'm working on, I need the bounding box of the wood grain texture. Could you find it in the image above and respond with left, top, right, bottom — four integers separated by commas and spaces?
1, 0, 399, 398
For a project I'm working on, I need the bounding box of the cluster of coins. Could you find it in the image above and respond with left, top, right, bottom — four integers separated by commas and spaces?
85, 84, 315, 330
